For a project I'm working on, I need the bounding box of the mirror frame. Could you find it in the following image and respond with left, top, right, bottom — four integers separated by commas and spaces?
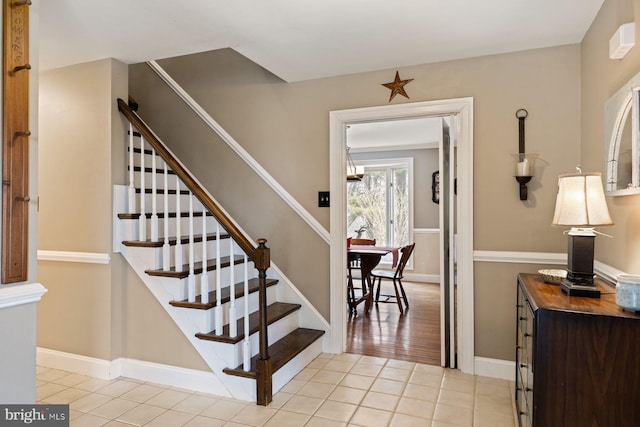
605, 72, 640, 196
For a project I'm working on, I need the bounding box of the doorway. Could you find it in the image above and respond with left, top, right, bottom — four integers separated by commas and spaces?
328, 98, 475, 374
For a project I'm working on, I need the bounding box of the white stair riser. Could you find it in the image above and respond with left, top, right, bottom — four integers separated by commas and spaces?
122, 241, 238, 269
132, 170, 187, 191
121, 246, 257, 299
138, 216, 225, 240
181, 284, 278, 334
193, 307, 298, 369
272, 337, 324, 394
135, 193, 198, 211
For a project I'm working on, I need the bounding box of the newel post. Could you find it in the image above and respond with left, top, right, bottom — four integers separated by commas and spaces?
254, 238, 272, 406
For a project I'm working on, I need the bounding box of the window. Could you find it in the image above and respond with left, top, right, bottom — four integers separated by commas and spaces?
347, 159, 412, 260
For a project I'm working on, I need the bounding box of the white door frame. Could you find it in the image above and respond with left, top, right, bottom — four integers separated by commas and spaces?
328, 97, 475, 374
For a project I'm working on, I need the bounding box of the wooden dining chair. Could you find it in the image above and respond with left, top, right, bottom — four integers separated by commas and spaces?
371, 243, 415, 314
347, 239, 376, 312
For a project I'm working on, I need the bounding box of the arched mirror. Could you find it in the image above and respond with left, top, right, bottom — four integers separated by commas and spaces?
605, 72, 640, 196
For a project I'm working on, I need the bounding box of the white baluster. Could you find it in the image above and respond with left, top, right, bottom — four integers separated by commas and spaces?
150, 148, 159, 242
215, 223, 223, 336
228, 239, 237, 337
243, 254, 250, 371
187, 193, 196, 302
138, 136, 147, 241
174, 176, 183, 270
128, 124, 136, 214
162, 162, 170, 271
200, 207, 209, 304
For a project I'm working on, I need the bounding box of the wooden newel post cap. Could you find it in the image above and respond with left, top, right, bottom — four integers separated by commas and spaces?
254, 238, 270, 270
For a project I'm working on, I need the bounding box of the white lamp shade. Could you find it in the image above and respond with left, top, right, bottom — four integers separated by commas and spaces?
552, 172, 614, 226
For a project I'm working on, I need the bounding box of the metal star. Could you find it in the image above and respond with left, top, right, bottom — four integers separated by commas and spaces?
381, 71, 414, 102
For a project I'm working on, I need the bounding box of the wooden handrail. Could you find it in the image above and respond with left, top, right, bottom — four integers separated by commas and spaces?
117, 98, 256, 258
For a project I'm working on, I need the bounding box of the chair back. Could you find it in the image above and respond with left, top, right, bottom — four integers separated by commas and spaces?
351, 238, 376, 246
394, 243, 415, 278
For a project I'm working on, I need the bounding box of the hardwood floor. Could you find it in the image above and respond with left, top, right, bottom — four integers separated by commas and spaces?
346, 281, 441, 365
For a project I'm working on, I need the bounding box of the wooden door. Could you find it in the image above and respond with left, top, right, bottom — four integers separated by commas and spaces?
2, 0, 31, 283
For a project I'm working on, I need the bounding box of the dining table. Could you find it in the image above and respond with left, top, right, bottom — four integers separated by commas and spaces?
347, 245, 399, 314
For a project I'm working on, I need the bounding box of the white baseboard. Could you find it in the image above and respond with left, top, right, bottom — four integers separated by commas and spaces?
37, 348, 118, 379
36, 348, 230, 397
117, 358, 230, 396
474, 356, 514, 381
403, 273, 439, 283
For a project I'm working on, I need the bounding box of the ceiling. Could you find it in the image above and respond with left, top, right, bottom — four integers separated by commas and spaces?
348, 118, 442, 151
39, 0, 604, 83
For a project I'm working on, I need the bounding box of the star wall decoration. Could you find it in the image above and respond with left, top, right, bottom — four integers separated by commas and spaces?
382, 71, 414, 102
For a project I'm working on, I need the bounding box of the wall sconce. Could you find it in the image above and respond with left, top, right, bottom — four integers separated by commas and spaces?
514, 109, 535, 200
552, 170, 614, 297
610, 23, 635, 60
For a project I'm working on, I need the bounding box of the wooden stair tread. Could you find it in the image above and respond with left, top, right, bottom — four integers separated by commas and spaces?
129, 165, 176, 175
136, 188, 190, 195
146, 254, 245, 279
118, 211, 213, 220
196, 302, 301, 344
123, 232, 230, 248
223, 328, 325, 379
169, 277, 278, 309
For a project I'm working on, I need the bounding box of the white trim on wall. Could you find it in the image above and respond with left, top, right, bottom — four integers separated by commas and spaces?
37, 250, 111, 264
473, 250, 566, 265
146, 60, 330, 245
474, 250, 624, 283
36, 348, 229, 396
474, 357, 515, 381
0, 282, 47, 309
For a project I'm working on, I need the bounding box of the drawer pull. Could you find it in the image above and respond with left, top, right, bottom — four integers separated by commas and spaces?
519, 316, 527, 320
520, 363, 527, 368
524, 333, 531, 337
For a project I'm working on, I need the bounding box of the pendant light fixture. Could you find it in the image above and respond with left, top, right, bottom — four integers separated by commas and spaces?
346, 146, 364, 181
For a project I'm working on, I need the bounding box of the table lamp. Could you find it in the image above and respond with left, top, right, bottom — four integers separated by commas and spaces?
552, 171, 613, 297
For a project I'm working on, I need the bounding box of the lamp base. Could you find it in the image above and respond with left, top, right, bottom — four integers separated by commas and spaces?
560, 279, 601, 298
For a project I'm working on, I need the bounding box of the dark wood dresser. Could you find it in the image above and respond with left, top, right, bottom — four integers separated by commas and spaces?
516, 273, 640, 427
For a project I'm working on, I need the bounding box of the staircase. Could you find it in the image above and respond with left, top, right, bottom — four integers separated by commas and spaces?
113, 99, 325, 405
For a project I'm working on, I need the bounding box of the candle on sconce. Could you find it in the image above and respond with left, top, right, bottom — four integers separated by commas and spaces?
516, 158, 530, 176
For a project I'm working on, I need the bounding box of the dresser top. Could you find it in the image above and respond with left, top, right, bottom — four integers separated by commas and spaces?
518, 273, 640, 319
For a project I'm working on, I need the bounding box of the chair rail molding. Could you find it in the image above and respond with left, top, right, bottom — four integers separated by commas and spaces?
474, 250, 624, 283
0, 282, 47, 309
37, 250, 111, 264
473, 250, 566, 265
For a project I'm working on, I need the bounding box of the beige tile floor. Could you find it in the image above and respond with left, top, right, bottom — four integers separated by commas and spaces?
37, 353, 517, 427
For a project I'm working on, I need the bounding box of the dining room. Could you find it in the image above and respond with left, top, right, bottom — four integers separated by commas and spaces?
343, 117, 447, 367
